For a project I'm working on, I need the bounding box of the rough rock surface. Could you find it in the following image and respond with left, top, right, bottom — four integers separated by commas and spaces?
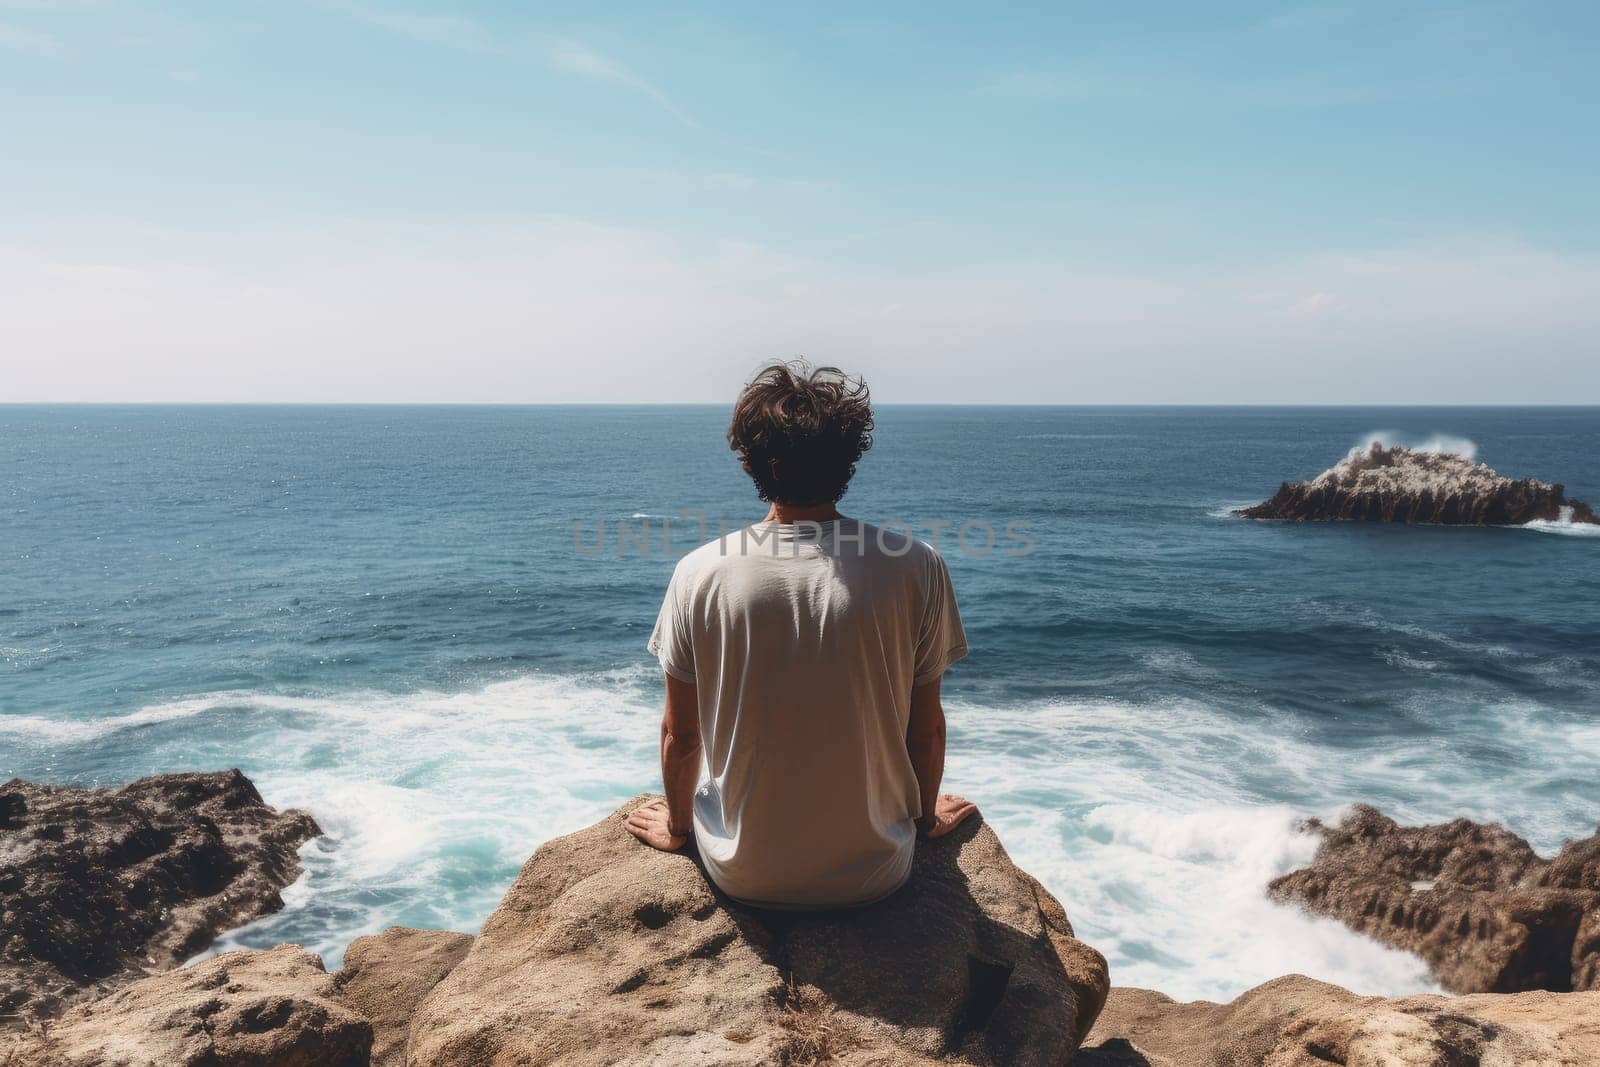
1235, 441, 1600, 525
1268, 805, 1600, 994
0, 946, 372, 1067
334, 927, 472, 1066
406, 794, 1109, 1066
0, 770, 321, 1022
1077, 975, 1600, 1067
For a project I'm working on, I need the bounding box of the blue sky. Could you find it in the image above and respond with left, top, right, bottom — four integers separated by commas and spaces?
3, 2, 1598, 402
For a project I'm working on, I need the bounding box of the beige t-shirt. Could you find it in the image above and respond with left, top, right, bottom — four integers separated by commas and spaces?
647, 519, 967, 908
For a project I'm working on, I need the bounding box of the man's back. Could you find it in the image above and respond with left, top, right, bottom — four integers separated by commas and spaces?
648, 518, 966, 907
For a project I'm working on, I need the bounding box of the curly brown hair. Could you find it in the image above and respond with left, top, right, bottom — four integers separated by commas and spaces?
727, 361, 874, 506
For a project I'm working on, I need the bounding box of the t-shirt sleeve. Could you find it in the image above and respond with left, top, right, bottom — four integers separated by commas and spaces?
913, 549, 968, 686
646, 565, 697, 684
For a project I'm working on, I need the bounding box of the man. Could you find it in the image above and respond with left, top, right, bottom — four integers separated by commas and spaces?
625, 361, 976, 908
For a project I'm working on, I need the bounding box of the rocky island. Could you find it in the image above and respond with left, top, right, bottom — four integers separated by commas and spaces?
1235, 441, 1600, 525
4, 773, 1598, 1065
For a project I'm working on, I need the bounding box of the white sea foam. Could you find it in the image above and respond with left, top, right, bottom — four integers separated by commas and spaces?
0, 644, 59, 669
1520, 510, 1600, 537
13, 675, 1599, 997
1355, 431, 1477, 460
0, 695, 228, 743
2, 674, 659, 966
1381, 649, 1440, 672
1076, 804, 1433, 996
1415, 434, 1478, 459
942, 697, 1444, 999
1323, 606, 1523, 660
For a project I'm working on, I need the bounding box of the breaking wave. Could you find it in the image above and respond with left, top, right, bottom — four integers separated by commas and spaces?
1355, 431, 1478, 460
0, 676, 1458, 994
1521, 507, 1600, 536
12, 670, 1586, 1000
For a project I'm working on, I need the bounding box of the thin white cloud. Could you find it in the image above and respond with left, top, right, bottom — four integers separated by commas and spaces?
0, 1, 104, 9
344, 10, 697, 128
547, 39, 698, 128
1255, 3, 1354, 34
1290, 292, 1337, 316
0, 19, 58, 54
981, 65, 1470, 108
352, 8, 497, 53
775, 178, 839, 195
689, 172, 758, 191
630, 168, 836, 195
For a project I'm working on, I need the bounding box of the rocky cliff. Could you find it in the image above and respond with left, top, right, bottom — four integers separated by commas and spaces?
1235, 441, 1600, 525
406, 794, 1110, 1066
3, 789, 1110, 1066
0, 770, 321, 1023
1268, 804, 1600, 994
5, 774, 1600, 1065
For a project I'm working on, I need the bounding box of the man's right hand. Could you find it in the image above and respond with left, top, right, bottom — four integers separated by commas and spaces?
626, 799, 691, 852
918, 793, 978, 838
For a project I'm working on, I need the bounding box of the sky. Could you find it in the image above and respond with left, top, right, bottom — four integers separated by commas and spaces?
2, 1, 1597, 403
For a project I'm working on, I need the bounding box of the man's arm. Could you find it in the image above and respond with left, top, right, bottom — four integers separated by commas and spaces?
906, 676, 978, 838
660, 673, 701, 835
626, 672, 702, 851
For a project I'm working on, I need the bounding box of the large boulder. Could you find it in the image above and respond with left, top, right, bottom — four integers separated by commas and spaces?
334, 927, 473, 1066
1268, 805, 1600, 993
1235, 441, 1600, 525
406, 794, 1109, 1066
0, 770, 321, 1022
1078, 976, 1600, 1067
0, 945, 371, 1067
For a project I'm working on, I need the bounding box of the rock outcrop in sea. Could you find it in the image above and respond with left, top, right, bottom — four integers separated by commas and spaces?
1235, 441, 1600, 525
0, 770, 321, 1023
1268, 804, 1600, 994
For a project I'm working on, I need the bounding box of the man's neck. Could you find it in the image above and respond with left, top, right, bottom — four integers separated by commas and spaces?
763, 501, 842, 525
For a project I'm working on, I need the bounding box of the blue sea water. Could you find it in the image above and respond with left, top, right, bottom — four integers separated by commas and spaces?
2, 404, 1598, 1001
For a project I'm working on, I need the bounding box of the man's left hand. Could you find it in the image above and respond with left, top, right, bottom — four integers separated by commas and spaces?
920, 793, 979, 839
626, 799, 691, 852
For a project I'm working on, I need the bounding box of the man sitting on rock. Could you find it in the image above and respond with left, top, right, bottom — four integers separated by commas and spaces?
625, 361, 977, 908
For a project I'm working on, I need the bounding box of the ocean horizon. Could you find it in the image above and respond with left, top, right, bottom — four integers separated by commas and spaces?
4, 403, 1598, 1003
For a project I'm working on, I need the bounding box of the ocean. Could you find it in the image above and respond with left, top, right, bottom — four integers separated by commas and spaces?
3, 404, 1597, 1002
